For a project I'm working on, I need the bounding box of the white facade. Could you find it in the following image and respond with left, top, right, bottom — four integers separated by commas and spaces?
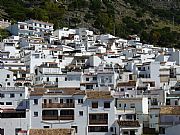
8, 20, 54, 37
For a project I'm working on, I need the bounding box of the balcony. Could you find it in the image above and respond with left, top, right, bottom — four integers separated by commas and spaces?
42, 103, 75, 108
89, 119, 108, 125
42, 115, 74, 121
42, 115, 58, 120
58, 115, 74, 120
151, 102, 159, 106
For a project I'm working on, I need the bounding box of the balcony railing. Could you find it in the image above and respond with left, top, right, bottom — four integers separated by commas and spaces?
42, 103, 75, 108
58, 115, 74, 120
160, 122, 174, 125
89, 119, 108, 125
42, 115, 74, 120
42, 115, 58, 120
151, 102, 158, 106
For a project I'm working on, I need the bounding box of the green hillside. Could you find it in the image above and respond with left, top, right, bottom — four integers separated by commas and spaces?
0, 0, 179, 48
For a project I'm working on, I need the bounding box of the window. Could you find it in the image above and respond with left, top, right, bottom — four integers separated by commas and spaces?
47, 77, 49, 82
0, 128, 4, 135
49, 99, 52, 103
20, 93, 22, 97
79, 111, 83, 116
43, 126, 49, 128
126, 114, 133, 120
130, 103, 135, 108
123, 131, 128, 134
60, 110, 74, 116
60, 99, 63, 103
34, 112, 38, 117
7, 82, 10, 86
166, 99, 170, 105
6, 102, 12, 105
110, 127, 113, 132
175, 100, 178, 105
22, 74, 26, 78
28, 26, 33, 30
93, 77, 97, 81
88, 126, 108, 132
71, 126, 77, 133
159, 127, 165, 134
10, 93, 15, 98
34, 99, 38, 105
92, 102, 98, 108
0, 93, 4, 98
78, 99, 83, 104
86, 78, 89, 81
0, 102, 4, 105
7, 74, 10, 78
20, 25, 24, 29
127, 88, 132, 90
56, 78, 58, 82
119, 103, 121, 107
86, 85, 93, 89
104, 102, 110, 108
15, 128, 22, 135
120, 88, 124, 91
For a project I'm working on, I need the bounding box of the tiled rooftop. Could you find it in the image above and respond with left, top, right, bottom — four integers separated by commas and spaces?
30, 87, 82, 96
117, 120, 140, 127
117, 81, 136, 87
160, 106, 180, 115
86, 91, 113, 99
29, 128, 74, 135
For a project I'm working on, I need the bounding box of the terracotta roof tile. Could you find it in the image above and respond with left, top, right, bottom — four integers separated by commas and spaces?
86, 90, 113, 99
117, 81, 136, 87
160, 106, 180, 115
117, 120, 140, 127
29, 128, 74, 135
30, 87, 82, 96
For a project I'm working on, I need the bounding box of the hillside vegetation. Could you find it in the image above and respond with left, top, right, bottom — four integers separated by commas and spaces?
0, 0, 179, 48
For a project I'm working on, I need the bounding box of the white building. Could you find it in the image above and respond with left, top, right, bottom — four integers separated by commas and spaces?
0, 87, 29, 135
8, 20, 54, 37
29, 88, 115, 135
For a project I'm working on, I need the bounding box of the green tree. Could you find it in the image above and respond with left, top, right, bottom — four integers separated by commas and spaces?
0, 28, 10, 41
150, 30, 161, 45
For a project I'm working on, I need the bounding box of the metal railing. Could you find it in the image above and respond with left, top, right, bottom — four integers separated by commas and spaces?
89, 119, 108, 125
42, 103, 75, 108
42, 115, 74, 120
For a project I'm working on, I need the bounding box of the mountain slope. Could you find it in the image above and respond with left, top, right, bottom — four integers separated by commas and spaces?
0, 0, 179, 47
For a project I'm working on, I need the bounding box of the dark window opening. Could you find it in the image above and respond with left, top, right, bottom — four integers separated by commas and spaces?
92, 102, 98, 108
78, 99, 83, 104
88, 126, 108, 132
34, 99, 38, 105
10, 93, 15, 98
71, 126, 77, 133
104, 102, 110, 108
